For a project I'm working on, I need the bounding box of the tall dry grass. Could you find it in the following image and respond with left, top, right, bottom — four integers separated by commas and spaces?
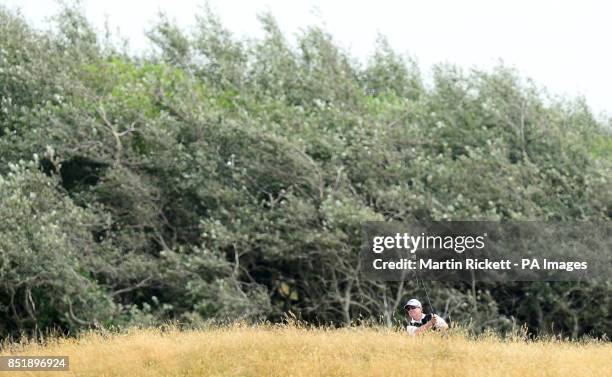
1, 324, 610, 376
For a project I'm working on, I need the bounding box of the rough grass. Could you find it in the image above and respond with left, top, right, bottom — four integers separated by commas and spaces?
1, 324, 610, 376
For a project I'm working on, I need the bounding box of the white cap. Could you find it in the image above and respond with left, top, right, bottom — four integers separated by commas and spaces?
404, 298, 422, 309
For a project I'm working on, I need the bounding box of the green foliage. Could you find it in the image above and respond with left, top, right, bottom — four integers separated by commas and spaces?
0, 4, 610, 339
362, 35, 423, 99
0, 162, 116, 334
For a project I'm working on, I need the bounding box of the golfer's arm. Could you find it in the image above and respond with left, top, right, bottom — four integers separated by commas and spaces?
414, 321, 434, 334
415, 316, 448, 334
434, 315, 449, 331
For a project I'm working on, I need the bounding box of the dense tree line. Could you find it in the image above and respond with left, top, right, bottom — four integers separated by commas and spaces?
1, 4, 610, 339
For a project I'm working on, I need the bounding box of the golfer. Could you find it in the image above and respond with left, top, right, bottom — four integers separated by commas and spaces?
404, 298, 448, 335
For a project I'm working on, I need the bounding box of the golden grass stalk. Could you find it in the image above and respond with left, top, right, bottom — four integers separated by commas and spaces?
1, 323, 610, 377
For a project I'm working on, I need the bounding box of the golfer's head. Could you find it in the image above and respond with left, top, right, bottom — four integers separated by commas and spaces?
403, 298, 422, 318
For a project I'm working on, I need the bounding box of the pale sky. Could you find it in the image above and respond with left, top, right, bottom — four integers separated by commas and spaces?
3, 0, 611, 117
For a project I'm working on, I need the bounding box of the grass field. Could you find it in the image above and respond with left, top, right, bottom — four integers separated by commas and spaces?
1, 325, 610, 376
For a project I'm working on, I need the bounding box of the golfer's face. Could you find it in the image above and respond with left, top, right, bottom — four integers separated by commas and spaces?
405, 306, 421, 318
